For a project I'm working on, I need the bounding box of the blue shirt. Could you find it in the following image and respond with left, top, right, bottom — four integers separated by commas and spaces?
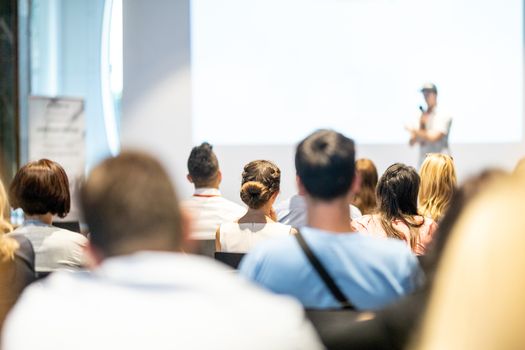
239, 227, 423, 310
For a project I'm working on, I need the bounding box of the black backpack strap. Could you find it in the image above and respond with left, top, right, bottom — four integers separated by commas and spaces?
295, 230, 355, 310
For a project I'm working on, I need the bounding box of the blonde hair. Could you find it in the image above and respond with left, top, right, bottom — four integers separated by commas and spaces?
513, 157, 525, 177
413, 175, 525, 349
0, 179, 17, 262
0, 180, 13, 234
353, 158, 378, 215
418, 154, 457, 221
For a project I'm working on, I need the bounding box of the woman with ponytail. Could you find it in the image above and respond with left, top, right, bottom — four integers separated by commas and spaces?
352, 163, 437, 255
216, 160, 295, 253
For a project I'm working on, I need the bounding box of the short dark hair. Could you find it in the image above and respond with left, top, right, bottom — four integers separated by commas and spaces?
10, 159, 70, 218
187, 142, 219, 188
295, 130, 356, 200
240, 160, 280, 209
81, 151, 183, 257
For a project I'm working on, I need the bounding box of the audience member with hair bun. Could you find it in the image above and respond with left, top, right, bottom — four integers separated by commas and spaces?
418, 153, 457, 222
215, 160, 295, 253
352, 163, 437, 255
0, 178, 35, 330
8, 159, 87, 273
352, 158, 378, 215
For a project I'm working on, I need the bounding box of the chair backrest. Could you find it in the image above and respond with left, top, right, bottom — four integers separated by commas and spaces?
214, 252, 245, 269
53, 221, 81, 233
304, 308, 361, 349
35, 271, 52, 280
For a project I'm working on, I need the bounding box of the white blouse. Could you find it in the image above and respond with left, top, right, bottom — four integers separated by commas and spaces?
218, 222, 293, 253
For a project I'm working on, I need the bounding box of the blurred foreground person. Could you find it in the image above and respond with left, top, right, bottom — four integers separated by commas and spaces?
413, 174, 524, 349
3, 151, 322, 350
0, 179, 34, 330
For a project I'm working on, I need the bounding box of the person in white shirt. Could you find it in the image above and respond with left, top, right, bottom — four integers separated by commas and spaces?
181, 143, 246, 257
406, 83, 452, 166
2, 151, 323, 350
275, 194, 362, 227
216, 160, 295, 253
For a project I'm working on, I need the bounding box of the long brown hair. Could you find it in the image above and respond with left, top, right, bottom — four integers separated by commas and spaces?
353, 158, 378, 215
377, 163, 424, 250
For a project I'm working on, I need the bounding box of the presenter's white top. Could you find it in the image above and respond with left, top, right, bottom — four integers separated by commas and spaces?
413, 106, 452, 165
2, 252, 323, 350
219, 222, 293, 253
275, 194, 362, 228
181, 188, 246, 240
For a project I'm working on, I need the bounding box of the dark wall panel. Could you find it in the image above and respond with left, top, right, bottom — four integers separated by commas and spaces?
0, 0, 19, 184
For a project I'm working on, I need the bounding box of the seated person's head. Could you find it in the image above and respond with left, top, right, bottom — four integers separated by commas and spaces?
187, 142, 220, 188
354, 158, 378, 214
418, 153, 457, 221
377, 163, 420, 218
81, 151, 187, 261
240, 160, 281, 209
9, 159, 70, 219
376, 163, 421, 248
295, 129, 356, 201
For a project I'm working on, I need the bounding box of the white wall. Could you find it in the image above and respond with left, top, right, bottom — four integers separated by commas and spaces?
122, 0, 525, 205
121, 0, 192, 194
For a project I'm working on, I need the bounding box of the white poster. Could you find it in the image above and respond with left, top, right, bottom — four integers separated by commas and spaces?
28, 96, 85, 222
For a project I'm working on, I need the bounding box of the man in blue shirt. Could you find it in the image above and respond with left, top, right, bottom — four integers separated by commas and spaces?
240, 130, 422, 310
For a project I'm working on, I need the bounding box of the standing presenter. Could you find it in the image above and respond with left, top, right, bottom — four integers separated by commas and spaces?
407, 83, 452, 166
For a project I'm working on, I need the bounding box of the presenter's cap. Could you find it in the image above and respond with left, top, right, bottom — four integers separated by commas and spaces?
420, 83, 438, 94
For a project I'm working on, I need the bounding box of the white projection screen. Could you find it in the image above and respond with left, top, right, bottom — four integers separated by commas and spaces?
191, 0, 523, 146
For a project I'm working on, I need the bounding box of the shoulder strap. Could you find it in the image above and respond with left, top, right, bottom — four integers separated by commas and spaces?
295, 230, 355, 310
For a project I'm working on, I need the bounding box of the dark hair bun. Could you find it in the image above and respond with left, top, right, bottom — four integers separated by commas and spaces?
240, 181, 271, 209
